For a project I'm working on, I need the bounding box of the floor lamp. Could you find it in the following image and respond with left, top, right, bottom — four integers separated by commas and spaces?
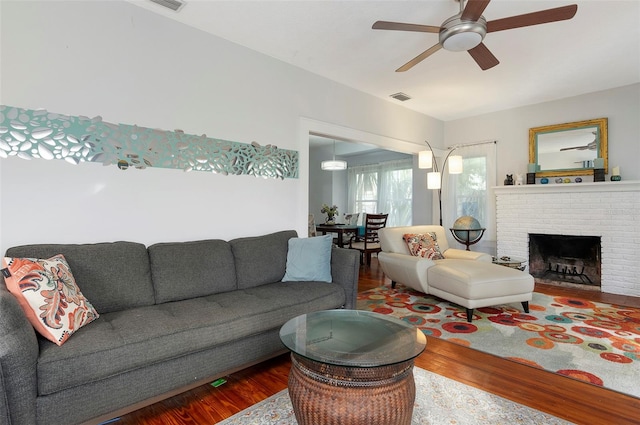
418, 141, 463, 226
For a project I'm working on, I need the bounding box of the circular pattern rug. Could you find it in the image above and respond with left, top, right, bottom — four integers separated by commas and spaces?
357, 285, 640, 398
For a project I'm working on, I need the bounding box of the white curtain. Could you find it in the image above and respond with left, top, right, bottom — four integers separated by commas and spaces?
441, 142, 497, 245
347, 159, 413, 227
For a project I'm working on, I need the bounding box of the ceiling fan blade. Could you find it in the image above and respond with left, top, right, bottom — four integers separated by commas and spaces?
560, 140, 597, 151
467, 43, 499, 70
486, 4, 578, 33
372, 21, 440, 33
396, 43, 443, 72
461, 0, 491, 21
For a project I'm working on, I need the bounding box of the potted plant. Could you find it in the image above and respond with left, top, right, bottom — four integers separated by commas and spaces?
321, 204, 339, 225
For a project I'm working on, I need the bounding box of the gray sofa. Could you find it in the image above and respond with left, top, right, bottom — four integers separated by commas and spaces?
0, 230, 360, 425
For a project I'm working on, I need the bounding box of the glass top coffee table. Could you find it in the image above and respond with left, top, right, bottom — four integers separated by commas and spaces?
280, 309, 426, 425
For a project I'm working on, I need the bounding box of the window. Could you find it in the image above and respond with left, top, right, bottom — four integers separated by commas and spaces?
442, 142, 496, 242
454, 156, 487, 223
347, 159, 412, 227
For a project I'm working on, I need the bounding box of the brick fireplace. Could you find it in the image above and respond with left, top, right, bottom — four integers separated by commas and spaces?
494, 181, 640, 297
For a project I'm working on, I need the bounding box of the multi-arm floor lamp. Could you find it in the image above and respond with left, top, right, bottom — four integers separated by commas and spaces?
418, 141, 463, 226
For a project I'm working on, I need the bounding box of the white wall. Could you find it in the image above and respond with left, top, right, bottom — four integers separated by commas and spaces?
445, 84, 640, 182
444, 83, 640, 243
0, 1, 441, 253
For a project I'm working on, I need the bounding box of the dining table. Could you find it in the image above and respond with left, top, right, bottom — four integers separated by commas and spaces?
315, 223, 359, 248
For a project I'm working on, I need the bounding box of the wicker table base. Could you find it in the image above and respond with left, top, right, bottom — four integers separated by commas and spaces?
288, 353, 416, 425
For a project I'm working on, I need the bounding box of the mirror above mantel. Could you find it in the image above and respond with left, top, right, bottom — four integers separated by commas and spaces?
529, 118, 608, 178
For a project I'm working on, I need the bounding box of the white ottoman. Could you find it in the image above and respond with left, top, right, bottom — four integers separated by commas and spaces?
427, 259, 535, 322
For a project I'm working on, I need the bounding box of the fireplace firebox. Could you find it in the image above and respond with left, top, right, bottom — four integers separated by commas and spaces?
529, 234, 601, 288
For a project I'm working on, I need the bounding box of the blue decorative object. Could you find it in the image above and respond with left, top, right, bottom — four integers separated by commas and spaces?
611, 175, 622, 181
0, 105, 298, 180
575, 177, 582, 183
541, 178, 549, 184
282, 235, 333, 282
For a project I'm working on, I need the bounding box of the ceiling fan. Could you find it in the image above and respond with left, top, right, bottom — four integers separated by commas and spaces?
372, 0, 578, 71
560, 132, 597, 151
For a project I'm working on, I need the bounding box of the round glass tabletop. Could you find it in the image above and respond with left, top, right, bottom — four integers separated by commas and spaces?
279, 309, 426, 368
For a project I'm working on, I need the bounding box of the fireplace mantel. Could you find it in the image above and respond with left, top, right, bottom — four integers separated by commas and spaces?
494, 180, 640, 297
493, 180, 640, 194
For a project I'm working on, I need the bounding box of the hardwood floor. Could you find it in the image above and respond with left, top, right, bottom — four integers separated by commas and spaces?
119, 258, 640, 425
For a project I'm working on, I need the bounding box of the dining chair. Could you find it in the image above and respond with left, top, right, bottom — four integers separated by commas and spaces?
348, 213, 388, 265
343, 213, 360, 226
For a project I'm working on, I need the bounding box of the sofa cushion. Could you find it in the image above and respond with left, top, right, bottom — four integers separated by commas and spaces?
148, 239, 237, 304
4, 242, 154, 314
230, 230, 297, 289
403, 233, 444, 260
282, 235, 332, 282
35, 281, 346, 396
2, 254, 99, 346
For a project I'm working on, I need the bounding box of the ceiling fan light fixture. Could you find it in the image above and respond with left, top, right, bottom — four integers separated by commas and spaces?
442, 31, 482, 51
440, 16, 487, 52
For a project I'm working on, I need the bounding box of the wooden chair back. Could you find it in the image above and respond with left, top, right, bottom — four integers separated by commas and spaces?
349, 213, 388, 265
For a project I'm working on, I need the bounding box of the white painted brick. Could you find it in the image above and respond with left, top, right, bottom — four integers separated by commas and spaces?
495, 183, 640, 296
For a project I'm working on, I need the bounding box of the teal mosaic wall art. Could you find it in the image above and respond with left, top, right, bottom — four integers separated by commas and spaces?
0, 105, 298, 179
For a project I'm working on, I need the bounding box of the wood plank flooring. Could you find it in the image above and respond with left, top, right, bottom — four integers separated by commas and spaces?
118, 258, 640, 425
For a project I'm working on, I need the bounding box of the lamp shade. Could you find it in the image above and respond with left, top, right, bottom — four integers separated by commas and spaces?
418, 150, 433, 169
321, 160, 347, 170
427, 171, 441, 189
448, 155, 463, 174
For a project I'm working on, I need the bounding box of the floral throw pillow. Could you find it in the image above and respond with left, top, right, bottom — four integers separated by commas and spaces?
403, 233, 445, 260
1, 254, 99, 346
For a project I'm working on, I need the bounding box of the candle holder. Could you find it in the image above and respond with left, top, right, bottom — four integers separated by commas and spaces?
526, 173, 536, 184
594, 169, 605, 182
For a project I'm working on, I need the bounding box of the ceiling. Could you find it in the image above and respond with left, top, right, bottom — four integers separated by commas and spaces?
129, 0, 639, 122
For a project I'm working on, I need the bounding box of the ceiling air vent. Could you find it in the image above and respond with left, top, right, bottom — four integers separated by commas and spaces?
149, 0, 185, 12
390, 92, 411, 102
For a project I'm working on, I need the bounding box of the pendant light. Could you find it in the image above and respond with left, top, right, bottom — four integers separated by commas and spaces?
321, 139, 347, 171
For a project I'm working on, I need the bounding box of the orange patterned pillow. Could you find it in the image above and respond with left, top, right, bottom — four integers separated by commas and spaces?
403, 233, 444, 260
1, 254, 99, 346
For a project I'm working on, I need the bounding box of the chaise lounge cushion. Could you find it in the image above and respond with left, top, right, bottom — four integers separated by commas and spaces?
428, 259, 534, 307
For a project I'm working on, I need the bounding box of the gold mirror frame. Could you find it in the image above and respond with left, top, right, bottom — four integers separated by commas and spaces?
529, 118, 608, 178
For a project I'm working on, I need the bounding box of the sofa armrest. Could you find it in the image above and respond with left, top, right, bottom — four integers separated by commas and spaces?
0, 287, 39, 425
378, 252, 434, 293
330, 248, 360, 309
443, 248, 492, 262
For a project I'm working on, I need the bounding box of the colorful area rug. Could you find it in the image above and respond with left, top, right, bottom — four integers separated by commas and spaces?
217, 367, 572, 425
357, 285, 640, 398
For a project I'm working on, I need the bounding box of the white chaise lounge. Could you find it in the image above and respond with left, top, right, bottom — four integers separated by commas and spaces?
378, 225, 535, 322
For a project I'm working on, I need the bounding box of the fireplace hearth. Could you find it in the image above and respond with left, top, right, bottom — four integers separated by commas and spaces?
529, 233, 601, 288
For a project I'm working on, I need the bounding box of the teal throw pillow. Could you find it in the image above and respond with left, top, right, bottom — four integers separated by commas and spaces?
282, 235, 332, 282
